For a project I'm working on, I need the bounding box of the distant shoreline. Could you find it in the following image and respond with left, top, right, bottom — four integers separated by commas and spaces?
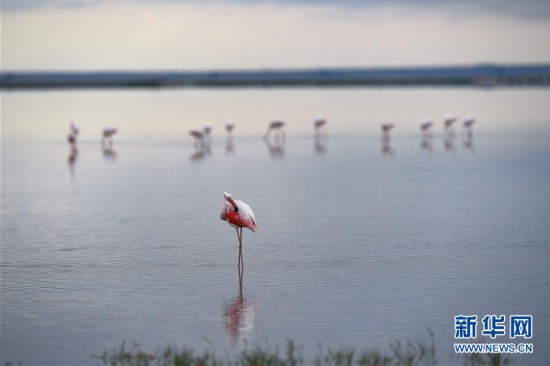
1, 64, 549, 89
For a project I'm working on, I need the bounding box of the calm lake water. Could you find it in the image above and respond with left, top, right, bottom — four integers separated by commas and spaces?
1, 88, 549, 365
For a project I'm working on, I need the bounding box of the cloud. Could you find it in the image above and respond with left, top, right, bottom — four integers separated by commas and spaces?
2, 1, 548, 71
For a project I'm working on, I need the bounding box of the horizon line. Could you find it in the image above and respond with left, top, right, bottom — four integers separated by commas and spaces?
2, 63, 549, 89
2, 62, 550, 74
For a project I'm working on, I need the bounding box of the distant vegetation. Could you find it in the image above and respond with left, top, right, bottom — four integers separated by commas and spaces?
1, 64, 549, 89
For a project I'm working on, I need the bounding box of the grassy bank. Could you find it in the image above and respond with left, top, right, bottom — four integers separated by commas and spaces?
3, 332, 512, 366
88, 334, 509, 366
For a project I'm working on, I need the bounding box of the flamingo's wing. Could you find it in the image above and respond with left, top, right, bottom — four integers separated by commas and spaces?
236, 200, 257, 231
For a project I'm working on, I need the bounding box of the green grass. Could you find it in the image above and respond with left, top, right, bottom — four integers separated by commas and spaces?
3, 332, 512, 366
88, 332, 510, 366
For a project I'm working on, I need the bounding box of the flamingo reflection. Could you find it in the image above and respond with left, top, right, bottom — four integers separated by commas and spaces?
68, 145, 78, 179
102, 145, 118, 161
190, 148, 206, 161
420, 137, 433, 153
444, 133, 456, 153
189, 126, 212, 161
224, 267, 256, 349
463, 130, 476, 153
264, 137, 285, 158
381, 139, 395, 156
315, 134, 328, 154
226, 137, 235, 154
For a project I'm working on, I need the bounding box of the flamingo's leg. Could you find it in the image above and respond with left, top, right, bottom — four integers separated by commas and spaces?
238, 227, 244, 271
236, 228, 241, 268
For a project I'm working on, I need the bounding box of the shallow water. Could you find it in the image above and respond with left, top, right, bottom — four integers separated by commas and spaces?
1, 88, 549, 365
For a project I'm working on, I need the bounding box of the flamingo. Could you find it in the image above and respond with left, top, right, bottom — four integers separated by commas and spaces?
313, 118, 328, 153
381, 123, 394, 142
189, 129, 205, 148
203, 123, 213, 139
225, 119, 235, 134
420, 119, 433, 138
444, 115, 456, 136
463, 115, 476, 132
463, 115, 476, 151
67, 121, 79, 145
68, 131, 77, 145
102, 127, 118, 146
220, 192, 258, 270
314, 118, 328, 139
264, 120, 285, 142
225, 120, 236, 154
314, 118, 327, 131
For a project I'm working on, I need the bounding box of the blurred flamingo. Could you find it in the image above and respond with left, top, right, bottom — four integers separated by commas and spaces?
225, 120, 236, 154
314, 118, 327, 136
220, 192, 258, 270
264, 120, 286, 143
189, 129, 204, 148
102, 127, 118, 146
420, 119, 433, 138
381, 123, 394, 142
203, 123, 213, 141
102, 145, 118, 161
225, 119, 235, 135
463, 115, 476, 152
444, 115, 456, 136
463, 115, 476, 136
313, 118, 328, 154
68, 121, 79, 145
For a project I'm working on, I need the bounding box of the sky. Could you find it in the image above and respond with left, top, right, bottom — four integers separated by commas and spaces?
1, 0, 549, 71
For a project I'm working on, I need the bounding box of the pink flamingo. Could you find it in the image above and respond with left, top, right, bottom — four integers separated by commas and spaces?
381, 123, 394, 142
444, 115, 456, 136
220, 192, 258, 270
314, 118, 327, 132
463, 115, 476, 133
203, 123, 213, 141
225, 119, 235, 135
264, 120, 285, 142
420, 119, 433, 138
67, 121, 79, 145
189, 129, 205, 148
102, 127, 118, 146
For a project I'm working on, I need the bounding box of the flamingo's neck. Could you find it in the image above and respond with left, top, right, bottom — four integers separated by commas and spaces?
228, 198, 239, 212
